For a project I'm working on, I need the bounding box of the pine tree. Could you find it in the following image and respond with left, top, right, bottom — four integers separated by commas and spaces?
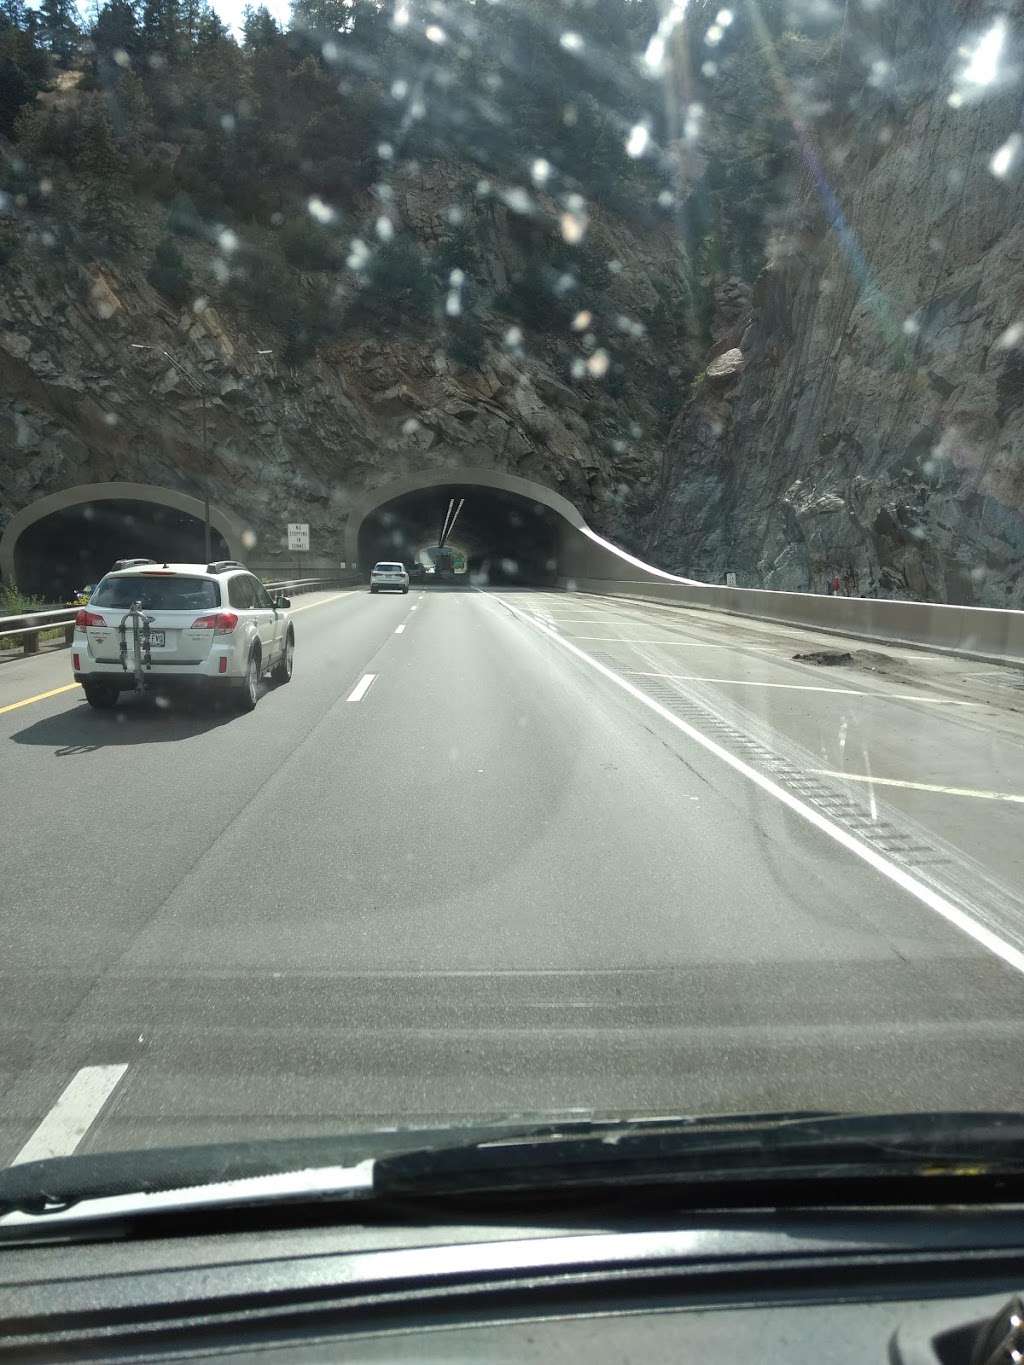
90, 0, 140, 61
39, 0, 79, 64
180, 0, 199, 45
0, 0, 26, 30
140, 0, 180, 60
241, 3, 280, 51
195, 3, 227, 45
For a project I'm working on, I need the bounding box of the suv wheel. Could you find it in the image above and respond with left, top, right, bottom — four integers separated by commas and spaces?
272, 631, 294, 685
233, 649, 260, 712
83, 681, 118, 710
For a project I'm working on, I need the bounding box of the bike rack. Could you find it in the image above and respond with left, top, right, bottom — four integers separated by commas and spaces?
117, 601, 154, 697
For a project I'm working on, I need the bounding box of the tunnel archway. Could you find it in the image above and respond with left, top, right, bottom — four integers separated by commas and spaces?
348, 467, 702, 589
1, 482, 247, 601
349, 468, 589, 587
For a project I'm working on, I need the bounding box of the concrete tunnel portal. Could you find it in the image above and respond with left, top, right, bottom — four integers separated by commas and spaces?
349, 468, 696, 590
358, 483, 565, 585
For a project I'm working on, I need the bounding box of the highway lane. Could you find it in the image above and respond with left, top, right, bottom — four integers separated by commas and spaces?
2, 586, 1024, 1164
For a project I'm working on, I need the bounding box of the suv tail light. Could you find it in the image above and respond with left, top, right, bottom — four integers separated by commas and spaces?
190, 611, 239, 634
75, 610, 105, 628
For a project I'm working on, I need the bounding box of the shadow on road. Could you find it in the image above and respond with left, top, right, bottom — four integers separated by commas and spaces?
9, 693, 239, 755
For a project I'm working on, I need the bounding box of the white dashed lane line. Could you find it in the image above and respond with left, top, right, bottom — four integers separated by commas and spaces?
395, 624, 406, 634
347, 673, 377, 703
10, 1063, 129, 1166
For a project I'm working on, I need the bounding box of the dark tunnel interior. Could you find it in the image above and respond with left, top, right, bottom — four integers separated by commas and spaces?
357, 485, 564, 586
14, 501, 229, 602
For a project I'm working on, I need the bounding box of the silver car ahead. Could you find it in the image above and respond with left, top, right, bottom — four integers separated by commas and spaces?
370, 561, 410, 594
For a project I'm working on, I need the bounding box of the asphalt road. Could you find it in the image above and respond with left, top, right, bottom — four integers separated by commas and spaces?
3, 585, 1024, 1164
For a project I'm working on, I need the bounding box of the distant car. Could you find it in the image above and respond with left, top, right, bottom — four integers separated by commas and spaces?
71, 560, 294, 712
370, 561, 410, 594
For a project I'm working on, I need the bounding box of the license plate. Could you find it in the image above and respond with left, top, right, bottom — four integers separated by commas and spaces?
146, 631, 166, 647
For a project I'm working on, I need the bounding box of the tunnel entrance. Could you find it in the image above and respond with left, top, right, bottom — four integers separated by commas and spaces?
13, 501, 229, 601
357, 484, 564, 587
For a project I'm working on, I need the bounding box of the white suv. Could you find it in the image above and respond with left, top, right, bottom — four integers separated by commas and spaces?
369, 561, 410, 594
71, 560, 294, 711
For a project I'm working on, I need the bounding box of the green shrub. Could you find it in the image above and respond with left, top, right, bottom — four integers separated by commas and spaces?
279, 215, 341, 271
354, 236, 435, 327
447, 311, 486, 369
147, 235, 192, 305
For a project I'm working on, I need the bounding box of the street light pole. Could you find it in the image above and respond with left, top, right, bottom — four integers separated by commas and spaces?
130, 344, 212, 562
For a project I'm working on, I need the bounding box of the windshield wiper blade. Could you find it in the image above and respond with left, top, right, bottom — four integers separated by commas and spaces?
4, 1110, 1021, 1229
0, 1111, 830, 1220
372, 1111, 1024, 1199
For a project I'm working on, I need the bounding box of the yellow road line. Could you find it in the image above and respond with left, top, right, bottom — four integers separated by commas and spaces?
0, 683, 79, 716
811, 769, 1024, 804
0, 593, 355, 717
288, 591, 354, 614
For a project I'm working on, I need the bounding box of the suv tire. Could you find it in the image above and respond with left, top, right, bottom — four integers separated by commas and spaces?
233, 648, 260, 712
83, 682, 118, 710
271, 631, 294, 685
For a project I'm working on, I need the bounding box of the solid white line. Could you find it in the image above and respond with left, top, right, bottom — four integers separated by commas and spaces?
565, 636, 732, 644
346, 673, 377, 703
497, 600, 1024, 978
394, 624, 406, 634
620, 672, 978, 705
11, 1064, 129, 1166
810, 769, 1024, 804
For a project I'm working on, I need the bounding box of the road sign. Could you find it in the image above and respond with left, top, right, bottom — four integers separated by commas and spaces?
287, 523, 309, 552
725, 571, 737, 586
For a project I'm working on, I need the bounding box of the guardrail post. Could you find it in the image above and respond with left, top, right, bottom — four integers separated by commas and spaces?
24, 630, 38, 655
64, 623, 75, 645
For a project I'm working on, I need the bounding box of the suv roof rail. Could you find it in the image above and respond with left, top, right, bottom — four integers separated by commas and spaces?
112, 558, 157, 570
206, 560, 248, 574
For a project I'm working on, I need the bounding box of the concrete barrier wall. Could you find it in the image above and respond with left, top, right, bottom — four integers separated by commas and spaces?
559, 573, 1024, 667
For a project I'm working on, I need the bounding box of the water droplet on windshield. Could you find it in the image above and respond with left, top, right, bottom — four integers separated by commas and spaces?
531, 158, 551, 186
375, 216, 394, 241
502, 186, 534, 214
571, 310, 592, 331
625, 124, 649, 158
990, 133, 1021, 178
425, 23, 446, 44
560, 31, 583, 52
308, 196, 335, 224
560, 210, 587, 243
586, 350, 610, 378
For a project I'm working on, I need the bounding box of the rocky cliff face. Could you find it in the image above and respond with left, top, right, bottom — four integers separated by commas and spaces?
648, 0, 1024, 607
3, 0, 1022, 601
0, 151, 694, 572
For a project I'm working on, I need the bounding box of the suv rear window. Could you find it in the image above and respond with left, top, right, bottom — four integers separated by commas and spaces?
374, 563, 404, 572
91, 576, 221, 611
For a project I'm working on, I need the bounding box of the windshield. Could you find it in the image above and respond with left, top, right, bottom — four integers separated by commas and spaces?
91, 576, 221, 610
2, 0, 1024, 1209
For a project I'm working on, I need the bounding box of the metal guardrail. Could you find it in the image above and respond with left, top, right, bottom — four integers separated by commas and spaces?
0, 608, 78, 655
0, 578, 349, 658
